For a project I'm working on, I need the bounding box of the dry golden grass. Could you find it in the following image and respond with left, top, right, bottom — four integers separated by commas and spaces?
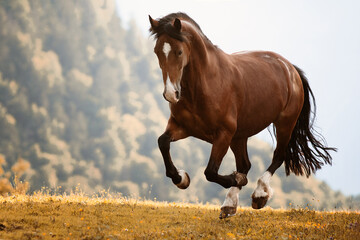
0, 191, 359, 240
0, 155, 358, 239
0, 156, 30, 196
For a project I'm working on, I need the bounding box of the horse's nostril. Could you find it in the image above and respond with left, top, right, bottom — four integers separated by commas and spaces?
163, 92, 166, 100
175, 90, 180, 100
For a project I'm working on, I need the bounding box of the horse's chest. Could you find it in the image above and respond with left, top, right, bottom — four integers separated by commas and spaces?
171, 106, 214, 141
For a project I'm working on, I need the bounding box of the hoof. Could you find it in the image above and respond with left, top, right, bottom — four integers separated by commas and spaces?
176, 170, 190, 189
219, 206, 236, 219
252, 172, 273, 209
251, 196, 269, 209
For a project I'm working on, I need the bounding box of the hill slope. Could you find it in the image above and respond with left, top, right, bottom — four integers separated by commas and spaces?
0, 0, 358, 209
0, 194, 359, 239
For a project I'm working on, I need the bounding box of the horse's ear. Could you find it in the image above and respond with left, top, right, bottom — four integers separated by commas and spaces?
174, 18, 181, 32
149, 15, 159, 30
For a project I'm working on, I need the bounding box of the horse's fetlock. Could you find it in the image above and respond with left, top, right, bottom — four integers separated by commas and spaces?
171, 175, 182, 185
166, 169, 177, 178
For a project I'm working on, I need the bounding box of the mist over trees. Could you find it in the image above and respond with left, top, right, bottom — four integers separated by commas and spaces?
0, 0, 358, 209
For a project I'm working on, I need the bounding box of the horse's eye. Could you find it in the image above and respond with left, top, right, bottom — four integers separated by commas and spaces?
178, 50, 183, 56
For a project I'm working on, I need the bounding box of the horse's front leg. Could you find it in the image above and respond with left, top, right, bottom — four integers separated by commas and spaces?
204, 132, 248, 189
219, 138, 250, 219
158, 118, 190, 189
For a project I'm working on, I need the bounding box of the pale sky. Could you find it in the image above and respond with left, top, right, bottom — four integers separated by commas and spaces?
116, 0, 360, 196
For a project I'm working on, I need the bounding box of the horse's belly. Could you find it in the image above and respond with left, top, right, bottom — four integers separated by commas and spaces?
235, 91, 286, 138
235, 118, 275, 138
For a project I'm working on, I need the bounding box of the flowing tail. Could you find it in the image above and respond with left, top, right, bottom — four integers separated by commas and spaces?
284, 65, 337, 177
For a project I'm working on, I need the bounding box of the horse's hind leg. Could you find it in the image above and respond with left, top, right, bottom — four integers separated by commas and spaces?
220, 138, 250, 219
251, 119, 297, 209
158, 118, 190, 189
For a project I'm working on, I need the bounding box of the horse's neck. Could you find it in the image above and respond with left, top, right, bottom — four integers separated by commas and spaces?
182, 44, 220, 104
181, 24, 223, 104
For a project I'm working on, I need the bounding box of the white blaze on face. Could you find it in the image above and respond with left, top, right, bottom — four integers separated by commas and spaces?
164, 75, 178, 103
161, 42, 180, 103
163, 42, 171, 60
165, 75, 176, 93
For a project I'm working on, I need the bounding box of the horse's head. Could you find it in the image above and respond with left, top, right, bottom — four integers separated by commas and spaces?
149, 15, 190, 103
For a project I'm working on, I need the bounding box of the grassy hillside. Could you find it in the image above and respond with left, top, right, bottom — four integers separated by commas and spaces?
0, 193, 359, 239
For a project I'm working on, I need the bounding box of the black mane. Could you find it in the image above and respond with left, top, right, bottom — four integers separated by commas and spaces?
149, 12, 211, 44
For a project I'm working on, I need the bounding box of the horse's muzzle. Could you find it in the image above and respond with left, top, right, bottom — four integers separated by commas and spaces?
163, 89, 180, 103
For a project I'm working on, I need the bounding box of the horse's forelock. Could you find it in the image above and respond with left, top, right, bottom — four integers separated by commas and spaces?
150, 21, 185, 42
150, 12, 206, 42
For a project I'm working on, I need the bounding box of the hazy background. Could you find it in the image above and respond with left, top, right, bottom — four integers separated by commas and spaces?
116, 0, 360, 196
0, 0, 358, 209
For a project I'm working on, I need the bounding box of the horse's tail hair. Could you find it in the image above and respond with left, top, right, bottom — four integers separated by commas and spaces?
284, 65, 337, 177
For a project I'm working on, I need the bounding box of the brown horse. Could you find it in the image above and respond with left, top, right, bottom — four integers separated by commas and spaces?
149, 12, 336, 218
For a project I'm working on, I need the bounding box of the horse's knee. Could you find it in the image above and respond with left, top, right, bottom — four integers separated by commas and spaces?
204, 168, 217, 182
158, 133, 170, 151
